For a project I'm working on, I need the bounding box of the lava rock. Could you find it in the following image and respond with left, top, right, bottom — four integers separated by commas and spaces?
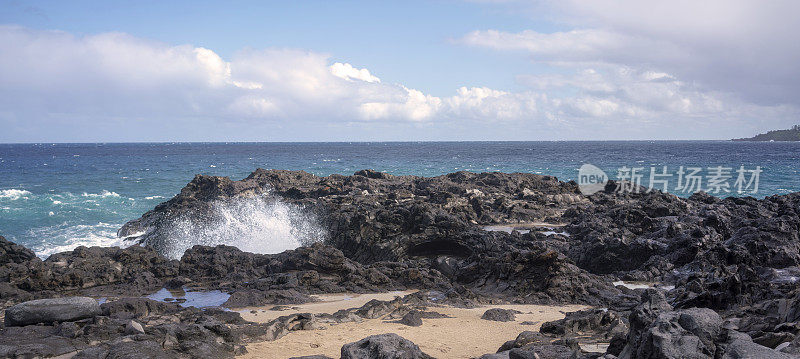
618, 305, 790, 359
341, 333, 434, 359
4, 297, 102, 326
540, 308, 627, 340
0, 235, 37, 265
100, 297, 181, 319
399, 310, 423, 327
222, 289, 312, 308
124, 320, 145, 335
481, 308, 519, 322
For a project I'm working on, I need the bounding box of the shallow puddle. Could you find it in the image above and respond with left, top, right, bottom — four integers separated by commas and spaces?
146, 287, 231, 308
482, 225, 531, 234
612, 281, 674, 291
482, 223, 570, 236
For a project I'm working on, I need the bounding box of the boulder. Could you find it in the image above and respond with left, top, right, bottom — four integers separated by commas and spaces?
618, 305, 790, 359
491, 332, 582, 359
481, 308, 519, 322
540, 308, 626, 339
100, 297, 180, 319
74, 340, 177, 359
124, 320, 145, 335
222, 289, 312, 308
720, 331, 793, 359
341, 333, 434, 359
4, 297, 101, 326
399, 310, 423, 327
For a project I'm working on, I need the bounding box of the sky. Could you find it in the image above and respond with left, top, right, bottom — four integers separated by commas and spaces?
1, 0, 798, 142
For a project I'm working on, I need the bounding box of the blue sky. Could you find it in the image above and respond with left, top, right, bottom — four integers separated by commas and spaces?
1, 0, 799, 141
2, 0, 550, 96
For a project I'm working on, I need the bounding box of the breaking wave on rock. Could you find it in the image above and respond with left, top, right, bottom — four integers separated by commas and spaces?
154, 196, 326, 260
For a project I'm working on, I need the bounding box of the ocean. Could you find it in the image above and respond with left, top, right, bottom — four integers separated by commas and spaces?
1, 141, 799, 258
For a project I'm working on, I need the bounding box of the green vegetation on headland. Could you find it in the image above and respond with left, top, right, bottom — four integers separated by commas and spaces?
733, 125, 800, 141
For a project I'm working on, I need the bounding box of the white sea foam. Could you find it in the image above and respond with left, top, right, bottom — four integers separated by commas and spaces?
29, 222, 132, 259
145, 195, 165, 200
158, 196, 326, 260
82, 190, 121, 198
0, 189, 32, 200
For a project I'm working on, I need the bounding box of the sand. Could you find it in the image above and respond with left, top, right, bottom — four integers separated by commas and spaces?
238, 291, 587, 359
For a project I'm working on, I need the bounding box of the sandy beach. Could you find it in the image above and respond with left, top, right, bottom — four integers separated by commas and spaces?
238, 291, 587, 359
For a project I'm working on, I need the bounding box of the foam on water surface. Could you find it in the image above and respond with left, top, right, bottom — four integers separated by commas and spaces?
0, 189, 32, 200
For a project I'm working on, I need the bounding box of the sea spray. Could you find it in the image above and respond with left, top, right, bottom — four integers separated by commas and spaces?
152, 195, 326, 259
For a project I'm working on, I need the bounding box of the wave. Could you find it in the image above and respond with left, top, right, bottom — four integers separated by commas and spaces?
82, 190, 121, 198
27, 222, 134, 259
0, 189, 32, 200
154, 196, 326, 260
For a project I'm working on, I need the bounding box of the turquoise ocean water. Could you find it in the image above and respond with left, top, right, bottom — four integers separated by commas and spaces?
1, 141, 798, 257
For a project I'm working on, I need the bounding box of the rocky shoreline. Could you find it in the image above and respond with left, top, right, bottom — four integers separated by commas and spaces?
2, 168, 800, 358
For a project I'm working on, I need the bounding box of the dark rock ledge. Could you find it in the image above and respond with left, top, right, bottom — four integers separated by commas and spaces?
2, 168, 800, 358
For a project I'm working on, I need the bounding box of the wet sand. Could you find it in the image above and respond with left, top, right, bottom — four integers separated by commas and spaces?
238, 292, 586, 359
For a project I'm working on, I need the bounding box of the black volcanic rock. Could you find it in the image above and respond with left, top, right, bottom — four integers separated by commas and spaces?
398, 310, 423, 327
5, 168, 800, 357
540, 308, 627, 340
481, 308, 519, 322
0, 235, 37, 265
5, 297, 101, 327
222, 289, 312, 308
120, 169, 581, 263
340, 333, 434, 359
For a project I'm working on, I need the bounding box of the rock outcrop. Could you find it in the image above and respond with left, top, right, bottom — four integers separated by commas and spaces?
4, 168, 800, 358
340, 333, 434, 359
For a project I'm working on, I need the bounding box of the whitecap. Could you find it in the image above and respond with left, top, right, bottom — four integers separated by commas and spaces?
145, 195, 165, 200
0, 189, 32, 200
82, 190, 121, 198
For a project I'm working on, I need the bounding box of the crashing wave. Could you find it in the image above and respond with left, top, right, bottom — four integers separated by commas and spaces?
146, 195, 326, 260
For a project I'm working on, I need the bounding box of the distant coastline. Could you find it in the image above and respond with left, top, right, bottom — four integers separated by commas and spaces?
733, 124, 800, 141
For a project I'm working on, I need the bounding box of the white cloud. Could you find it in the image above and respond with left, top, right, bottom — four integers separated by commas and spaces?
460, 0, 800, 107
0, 25, 443, 129
330, 62, 381, 83
0, 18, 798, 141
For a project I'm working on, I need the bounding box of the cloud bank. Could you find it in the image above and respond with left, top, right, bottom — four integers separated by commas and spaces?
1, 1, 799, 143
458, 0, 800, 111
